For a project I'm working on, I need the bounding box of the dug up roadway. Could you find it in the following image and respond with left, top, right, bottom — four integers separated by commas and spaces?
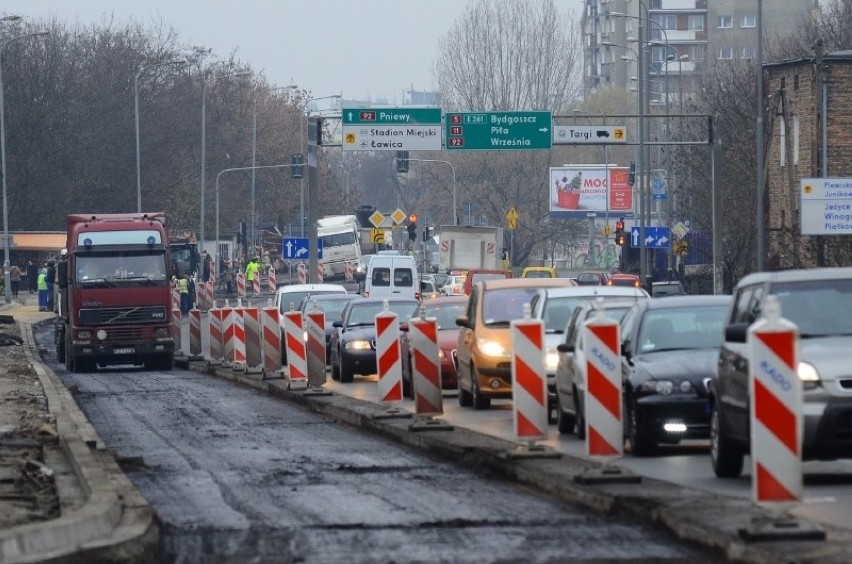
1, 298, 851, 563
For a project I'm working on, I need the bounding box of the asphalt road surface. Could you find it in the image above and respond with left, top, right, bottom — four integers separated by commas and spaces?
34, 325, 718, 563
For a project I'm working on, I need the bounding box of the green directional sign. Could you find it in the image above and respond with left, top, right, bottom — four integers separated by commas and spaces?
342, 107, 442, 125
445, 111, 552, 150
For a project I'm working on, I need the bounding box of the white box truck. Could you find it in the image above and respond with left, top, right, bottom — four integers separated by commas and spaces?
438, 225, 504, 272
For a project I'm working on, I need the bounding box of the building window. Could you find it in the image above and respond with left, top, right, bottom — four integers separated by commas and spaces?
718, 47, 733, 60
688, 15, 705, 31
742, 46, 756, 60
780, 118, 786, 167
741, 15, 756, 28
793, 115, 800, 166
653, 14, 677, 30
689, 45, 705, 62
718, 15, 733, 29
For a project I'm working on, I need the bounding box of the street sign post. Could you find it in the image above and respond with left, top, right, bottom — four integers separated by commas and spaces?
552, 125, 627, 144
445, 111, 552, 150
342, 107, 442, 151
282, 237, 323, 260
630, 226, 670, 249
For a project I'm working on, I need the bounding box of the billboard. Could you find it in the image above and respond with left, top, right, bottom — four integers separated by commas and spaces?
800, 177, 852, 235
549, 165, 634, 218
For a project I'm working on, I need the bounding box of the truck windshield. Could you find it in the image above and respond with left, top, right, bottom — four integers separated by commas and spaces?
76, 253, 167, 283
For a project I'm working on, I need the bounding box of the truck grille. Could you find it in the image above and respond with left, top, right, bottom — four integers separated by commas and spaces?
96, 326, 148, 343
79, 306, 167, 326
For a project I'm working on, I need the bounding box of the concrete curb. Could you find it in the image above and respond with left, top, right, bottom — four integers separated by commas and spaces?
179, 356, 852, 564
0, 319, 158, 564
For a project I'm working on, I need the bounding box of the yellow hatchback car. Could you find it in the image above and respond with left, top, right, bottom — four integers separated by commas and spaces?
455, 277, 576, 410
521, 266, 557, 279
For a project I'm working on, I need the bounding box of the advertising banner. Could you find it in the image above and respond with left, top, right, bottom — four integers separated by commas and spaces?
549, 165, 634, 218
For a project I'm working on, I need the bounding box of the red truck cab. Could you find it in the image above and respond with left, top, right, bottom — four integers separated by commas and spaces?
55, 213, 175, 372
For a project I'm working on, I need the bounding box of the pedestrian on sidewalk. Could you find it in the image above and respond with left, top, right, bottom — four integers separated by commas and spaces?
9, 263, 21, 299
46, 260, 56, 312
37, 268, 48, 311
26, 260, 37, 293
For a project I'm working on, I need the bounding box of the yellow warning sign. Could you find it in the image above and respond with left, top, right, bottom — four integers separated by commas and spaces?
369, 211, 385, 228
370, 229, 385, 244
345, 132, 357, 144
391, 209, 407, 225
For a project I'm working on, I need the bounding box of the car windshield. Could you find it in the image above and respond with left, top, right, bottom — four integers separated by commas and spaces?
418, 302, 467, 330
482, 288, 540, 325
525, 271, 551, 278
302, 297, 353, 320
653, 283, 684, 296
773, 279, 852, 337
636, 305, 729, 353
585, 306, 630, 323
346, 301, 419, 326
279, 290, 342, 313
542, 297, 590, 333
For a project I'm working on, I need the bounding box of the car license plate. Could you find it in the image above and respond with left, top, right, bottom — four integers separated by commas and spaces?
114, 347, 134, 355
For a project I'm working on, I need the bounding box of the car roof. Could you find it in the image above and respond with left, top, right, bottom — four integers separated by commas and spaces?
276, 283, 346, 294
642, 295, 732, 310
420, 295, 468, 304
347, 296, 420, 305
537, 286, 649, 299
735, 267, 852, 288
301, 293, 360, 302
609, 273, 640, 280
481, 277, 575, 290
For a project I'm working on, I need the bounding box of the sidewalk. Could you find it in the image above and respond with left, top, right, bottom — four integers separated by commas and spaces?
0, 300, 157, 563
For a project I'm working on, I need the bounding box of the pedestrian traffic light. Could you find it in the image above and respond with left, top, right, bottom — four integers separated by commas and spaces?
291, 153, 304, 179
407, 221, 417, 241
615, 233, 628, 246
395, 150, 409, 173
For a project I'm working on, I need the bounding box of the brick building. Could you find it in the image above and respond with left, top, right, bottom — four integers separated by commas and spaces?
764, 47, 852, 268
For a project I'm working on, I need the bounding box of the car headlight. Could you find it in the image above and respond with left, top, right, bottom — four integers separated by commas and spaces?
638, 379, 675, 396
546, 348, 560, 370
798, 361, 820, 386
345, 340, 372, 351
476, 337, 511, 358
438, 349, 445, 359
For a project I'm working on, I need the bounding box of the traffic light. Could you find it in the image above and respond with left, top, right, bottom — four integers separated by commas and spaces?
615, 218, 624, 235
407, 221, 417, 241
615, 233, 628, 247
628, 162, 636, 186
395, 150, 409, 173
291, 153, 304, 179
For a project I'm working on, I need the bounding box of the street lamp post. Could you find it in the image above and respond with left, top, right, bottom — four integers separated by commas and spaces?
135, 59, 185, 213
251, 84, 298, 252
200, 71, 249, 255
1, 30, 49, 304
394, 156, 457, 226
300, 94, 341, 236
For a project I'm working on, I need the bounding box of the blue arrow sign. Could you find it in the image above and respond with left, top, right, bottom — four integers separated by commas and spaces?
630, 227, 671, 249
282, 237, 323, 260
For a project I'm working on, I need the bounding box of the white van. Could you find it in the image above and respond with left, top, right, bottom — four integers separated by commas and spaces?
358, 253, 419, 300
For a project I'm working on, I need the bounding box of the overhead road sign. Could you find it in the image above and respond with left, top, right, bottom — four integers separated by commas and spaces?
800, 177, 852, 235
282, 237, 323, 260
630, 226, 670, 249
445, 111, 552, 151
342, 107, 442, 151
552, 125, 626, 145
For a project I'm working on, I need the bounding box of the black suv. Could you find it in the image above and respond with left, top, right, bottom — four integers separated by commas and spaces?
710, 267, 852, 478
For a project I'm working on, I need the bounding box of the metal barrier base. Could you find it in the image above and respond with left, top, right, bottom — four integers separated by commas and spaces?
408, 416, 454, 432
573, 465, 641, 485
739, 516, 826, 542
504, 442, 562, 460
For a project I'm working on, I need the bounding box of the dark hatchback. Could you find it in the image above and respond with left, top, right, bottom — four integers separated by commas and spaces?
300, 294, 361, 365
620, 295, 732, 455
329, 297, 420, 383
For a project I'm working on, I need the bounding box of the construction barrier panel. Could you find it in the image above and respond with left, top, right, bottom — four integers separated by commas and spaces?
297, 262, 306, 284
268, 268, 276, 293
243, 307, 262, 369
261, 307, 282, 372
316, 262, 324, 284
252, 276, 261, 296
305, 309, 326, 388
231, 306, 246, 366
510, 307, 547, 441
209, 307, 224, 361
582, 302, 623, 458
206, 282, 214, 311
236, 273, 246, 299
171, 286, 180, 312
410, 317, 443, 416
221, 305, 234, 362
748, 295, 802, 503
283, 311, 307, 381
172, 309, 182, 355
189, 308, 202, 357
375, 307, 403, 402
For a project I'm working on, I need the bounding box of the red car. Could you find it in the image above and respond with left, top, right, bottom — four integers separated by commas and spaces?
608, 273, 642, 288
400, 295, 468, 398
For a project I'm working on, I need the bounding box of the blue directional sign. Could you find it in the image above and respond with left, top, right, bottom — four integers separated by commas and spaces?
630, 226, 671, 249
282, 237, 323, 260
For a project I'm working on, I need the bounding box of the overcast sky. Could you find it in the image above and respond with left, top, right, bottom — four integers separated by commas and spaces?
7, 0, 479, 102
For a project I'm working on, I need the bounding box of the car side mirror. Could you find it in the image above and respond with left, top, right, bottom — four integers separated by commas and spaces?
399, 322, 409, 332
556, 343, 574, 353
332, 320, 343, 328
455, 315, 470, 329
354, 270, 366, 282
725, 323, 748, 343
621, 338, 632, 360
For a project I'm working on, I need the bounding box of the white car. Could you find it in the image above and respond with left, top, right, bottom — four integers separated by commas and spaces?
275, 283, 347, 362
440, 275, 466, 296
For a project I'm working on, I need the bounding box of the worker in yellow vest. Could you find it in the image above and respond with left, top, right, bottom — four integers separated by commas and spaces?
37, 268, 49, 311
245, 257, 260, 296
178, 275, 190, 314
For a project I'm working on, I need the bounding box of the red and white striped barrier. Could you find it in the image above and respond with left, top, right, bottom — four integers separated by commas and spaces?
243, 307, 261, 369
206, 282, 214, 310
510, 308, 547, 441
582, 304, 622, 458
297, 262, 307, 284
316, 262, 324, 283
375, 307, 403, 402
344, 261, 354, 282
268, 268, 276, 293
748, 295, 802, 503
189, 308, 202, 357
231, 306, 246, 366
252, 276, 260, 296
305, 309, 326, 388
172, 309, 182, 355
236, 273, 246, 299
194, 282, 204, 311
283, 311, 307, 381
221, 304, 234, 362
410, 317, 443, 416
261, 307, 282, 373
209, 306, 224, 361
171, 286, 180, 312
